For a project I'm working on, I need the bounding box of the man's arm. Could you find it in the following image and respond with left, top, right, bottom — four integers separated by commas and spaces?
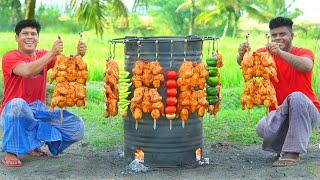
276, 51, 312, 72
267, 42, 313, 72
13, 38, 63, 77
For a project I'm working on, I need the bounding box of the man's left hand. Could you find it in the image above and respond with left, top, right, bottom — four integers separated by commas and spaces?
77, 40, 87, 56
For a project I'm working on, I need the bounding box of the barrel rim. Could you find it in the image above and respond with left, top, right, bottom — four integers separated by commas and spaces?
109, 35, 218, 43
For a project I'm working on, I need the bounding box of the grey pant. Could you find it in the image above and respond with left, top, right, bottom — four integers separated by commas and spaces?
256, 92, 320, 153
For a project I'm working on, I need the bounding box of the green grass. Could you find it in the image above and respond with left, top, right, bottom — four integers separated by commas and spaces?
0, 30, 319, 148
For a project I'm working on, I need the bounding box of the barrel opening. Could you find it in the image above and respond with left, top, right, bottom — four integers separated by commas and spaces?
134, 148, 145, 163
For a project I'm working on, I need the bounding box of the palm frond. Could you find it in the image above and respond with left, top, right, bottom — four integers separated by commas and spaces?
195, 8, 221, 25
72, 0, 107, 37
176, 0, 192, 12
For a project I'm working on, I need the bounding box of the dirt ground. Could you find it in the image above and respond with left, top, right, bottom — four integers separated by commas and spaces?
0, 141, 319, 180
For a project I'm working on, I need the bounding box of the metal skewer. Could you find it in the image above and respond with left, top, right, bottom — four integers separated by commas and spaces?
265, 33, 270, 43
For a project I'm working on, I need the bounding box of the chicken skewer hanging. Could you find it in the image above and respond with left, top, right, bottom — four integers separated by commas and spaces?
130, 41, 164, 129
240, 34, 278, 113
50, 35, 88, 124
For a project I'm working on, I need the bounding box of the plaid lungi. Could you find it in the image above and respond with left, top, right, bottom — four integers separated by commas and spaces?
256, 92, 320, 153
0, 98, 84, 156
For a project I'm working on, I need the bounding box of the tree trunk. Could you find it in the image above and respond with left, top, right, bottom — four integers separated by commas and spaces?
25, 0, 36, 19
221, 12, 231, 39
188, 0, 195, 35
232, 16, 240, 38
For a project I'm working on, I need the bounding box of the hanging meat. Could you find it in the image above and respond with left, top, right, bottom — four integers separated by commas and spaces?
241, 79, 278, 110
130, 86, 164, 129
177, 61, 209, 126
240, 34, 278, 111
132, 60, 164, 88
104, 59, 119, 117
131, 60, 165, 129
241, 51, 278, 82
50, 54, 87, 111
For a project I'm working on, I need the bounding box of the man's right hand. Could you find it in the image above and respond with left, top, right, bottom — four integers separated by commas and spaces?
237, 42, 251, 65
51, 37, 63, 56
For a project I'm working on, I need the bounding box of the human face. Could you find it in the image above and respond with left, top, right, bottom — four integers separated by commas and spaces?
270, 26, 293, 52
15, 27, 39, 55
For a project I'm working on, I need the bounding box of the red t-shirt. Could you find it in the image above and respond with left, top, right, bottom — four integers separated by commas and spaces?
257, 47, 320, 111
0, 50, 56, 113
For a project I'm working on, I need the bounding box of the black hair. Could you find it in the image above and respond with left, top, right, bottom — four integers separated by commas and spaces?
15, 19, 41, 35
269, 16, 293, 30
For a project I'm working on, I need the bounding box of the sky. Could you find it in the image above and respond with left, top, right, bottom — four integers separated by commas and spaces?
29, 0, 320, 22
287, 0, 320, 22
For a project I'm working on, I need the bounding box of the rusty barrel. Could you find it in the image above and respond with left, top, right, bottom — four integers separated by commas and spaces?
122, 36, 206, 167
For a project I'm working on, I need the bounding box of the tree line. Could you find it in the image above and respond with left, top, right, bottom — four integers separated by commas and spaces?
0, 0, 305, 38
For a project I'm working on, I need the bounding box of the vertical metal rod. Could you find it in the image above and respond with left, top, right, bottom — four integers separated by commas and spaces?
170, 40, 173, 68
155, 40, 159, 60
184, 39, 187, 61
265, 33, 270, 43
113, 43, 116, 59
108, 42, 112, 60
216, 39, 219, 53
207, 40, 211, 57
212, 39, 215, 53
137, 40, 141, 60
200, 37, 204, 60
245, 33, 250, 44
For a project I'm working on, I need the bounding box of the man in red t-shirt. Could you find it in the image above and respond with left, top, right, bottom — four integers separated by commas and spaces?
0, 19, 86, 168
237, 17, 320, 167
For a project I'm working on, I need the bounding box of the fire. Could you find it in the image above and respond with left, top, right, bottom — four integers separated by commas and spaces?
134, 148, 144, 163
195, 148, 202, 161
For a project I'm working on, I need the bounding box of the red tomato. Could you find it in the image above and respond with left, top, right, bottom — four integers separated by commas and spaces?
166, 71, 177, 79
165, 106, 176, 114
166, 89, 177, 97
166, 80, 177, 88
166, 97, 177, 106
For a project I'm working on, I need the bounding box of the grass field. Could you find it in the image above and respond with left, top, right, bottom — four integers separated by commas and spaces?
0, 30, 319, 148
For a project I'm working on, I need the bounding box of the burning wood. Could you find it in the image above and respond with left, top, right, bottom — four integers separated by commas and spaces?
195, 148, 202, 161
135, 148, 144, 163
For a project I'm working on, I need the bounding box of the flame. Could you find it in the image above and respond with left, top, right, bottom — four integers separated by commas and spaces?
195, 148, 202, 161
134, 148, 144, 163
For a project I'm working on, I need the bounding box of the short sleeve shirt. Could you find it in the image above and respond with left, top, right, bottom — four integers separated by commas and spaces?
0, 50, 56, 113
257, 47, 320, 111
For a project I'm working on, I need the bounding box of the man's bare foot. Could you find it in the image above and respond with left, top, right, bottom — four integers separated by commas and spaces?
1, 153, 22, 168
28, 148, 49, 157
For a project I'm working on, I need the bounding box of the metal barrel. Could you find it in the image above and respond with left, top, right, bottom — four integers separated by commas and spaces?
122, 36, 207, 167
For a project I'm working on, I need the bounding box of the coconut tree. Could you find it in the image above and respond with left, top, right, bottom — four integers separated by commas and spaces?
70, 0, 128, 37
254, 0, 301, 19
195, 0, 302, 38
175, 0, 197, 35
132, 0, 148, 12
25, 0, 36, 19
195, 0, 260, 38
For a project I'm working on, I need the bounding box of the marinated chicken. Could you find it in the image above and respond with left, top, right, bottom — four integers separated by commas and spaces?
177, 61, 209, 120
104, 59, 119, 117
50, 54, 87, 111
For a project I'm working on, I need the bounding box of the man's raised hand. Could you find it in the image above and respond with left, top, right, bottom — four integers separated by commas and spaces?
51, 36, 63, 56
